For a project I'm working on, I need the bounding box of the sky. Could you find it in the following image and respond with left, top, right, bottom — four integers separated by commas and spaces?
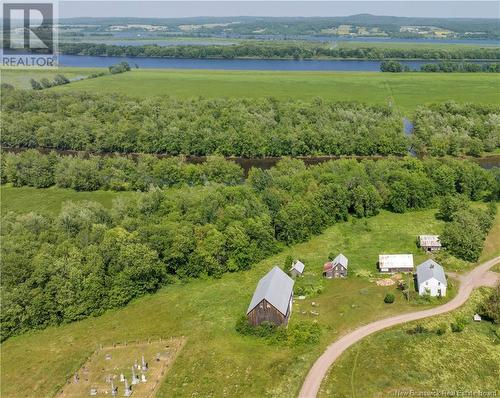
59, 1, 500, 19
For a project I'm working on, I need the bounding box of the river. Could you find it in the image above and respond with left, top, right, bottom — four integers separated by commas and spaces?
58, 55, 496, 71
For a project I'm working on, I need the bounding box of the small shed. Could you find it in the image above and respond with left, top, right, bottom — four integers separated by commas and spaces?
379, 254, 414, 273
324, 254, 348, 278
246, 266, 295, 327
289, 260, 305, 277
416, 259, 447, 297
419, 235, 442, 252
473, 313, 482, 322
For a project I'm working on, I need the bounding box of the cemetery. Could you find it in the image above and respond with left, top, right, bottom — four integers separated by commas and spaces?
56, 338, 185, 397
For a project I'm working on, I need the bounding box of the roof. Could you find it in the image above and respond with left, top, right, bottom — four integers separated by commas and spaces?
379, 254, 414, 269
416, 259, 447, 285
332, 253, 348, 268
290, 260, 305, 274
246, 266, 294, 316
324, 261, 333, 272
419, 235, 441, 247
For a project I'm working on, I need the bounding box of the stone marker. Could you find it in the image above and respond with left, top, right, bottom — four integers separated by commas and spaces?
120, 373, 125, 382
124, 379, 132, 397
131, 367, 138, 385
90, 387, 97, 396
141, 373, 147, 383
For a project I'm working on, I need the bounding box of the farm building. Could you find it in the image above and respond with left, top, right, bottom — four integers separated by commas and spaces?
323, 254, 348, 278
246, 266, 295, 327
416, 259, 447, 297
419, 235, 442, 252
378, 254, 414, 273
289, 260, 305, 277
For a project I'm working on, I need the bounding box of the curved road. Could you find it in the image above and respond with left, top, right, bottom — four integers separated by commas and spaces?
298, 256, 500, 398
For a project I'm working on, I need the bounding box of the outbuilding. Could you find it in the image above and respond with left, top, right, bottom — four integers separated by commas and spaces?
246, 266, 295, 327
416, 259, 447, 297
289, 260, 305, 277
419, 235, 442, 252
378, 254, 414, 273
323, 254, 348, 278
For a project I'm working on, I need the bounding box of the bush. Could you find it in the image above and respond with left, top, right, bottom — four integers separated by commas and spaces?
407, 324, 428, 334
435, 322, 448, 335
451, 316, 468, 332
384, 292, 395, 303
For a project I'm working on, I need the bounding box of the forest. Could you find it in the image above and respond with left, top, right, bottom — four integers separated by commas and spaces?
1, 155, 498, 340
2, 88, 499, 157
59, 42, 500, 60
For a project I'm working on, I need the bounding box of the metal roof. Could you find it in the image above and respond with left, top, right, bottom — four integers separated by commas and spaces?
290, 260, 305, 274
379, 254, 414, 269
416, 259, 447, 285
246, 266, 294, 316
333, 253, 348, 268
419, 235, 442, 247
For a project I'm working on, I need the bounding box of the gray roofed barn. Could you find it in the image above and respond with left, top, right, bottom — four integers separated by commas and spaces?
247, 266, 294, 316
416, 259, 447, 285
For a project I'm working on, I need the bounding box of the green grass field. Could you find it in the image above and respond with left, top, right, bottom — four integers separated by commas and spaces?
1, 203, 468, 398
0, 185, 136, 215
46, 69, 500, 113
319, 288, 500, 398
3, 67, 499, 112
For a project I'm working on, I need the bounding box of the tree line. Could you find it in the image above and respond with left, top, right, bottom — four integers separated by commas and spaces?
3, 89, 499, 157
380, 60, 500, 72
59, 42, 500, 60
1, 150, 243, 190
2, 156, 498, 340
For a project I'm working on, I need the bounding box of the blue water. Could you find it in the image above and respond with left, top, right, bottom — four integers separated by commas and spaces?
59, 55, 494, 71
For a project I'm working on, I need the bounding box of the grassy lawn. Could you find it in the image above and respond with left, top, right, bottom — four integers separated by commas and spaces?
0, 185, 136, 215
318, 288, 500, 398
1, 206, 469, 398
0, 67, 105, 89
45, 69, 500, 113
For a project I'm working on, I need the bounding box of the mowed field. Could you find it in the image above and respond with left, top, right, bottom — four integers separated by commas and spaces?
2, 67, 499, 112
2, 195, 473, 398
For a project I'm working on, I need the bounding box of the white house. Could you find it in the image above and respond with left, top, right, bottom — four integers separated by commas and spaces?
289, 260, 305, 277
416, 259, 447, 297
378, 254, 414, 273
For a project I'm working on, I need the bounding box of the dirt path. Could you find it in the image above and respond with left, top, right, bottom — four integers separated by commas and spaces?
298, 256, 500, 398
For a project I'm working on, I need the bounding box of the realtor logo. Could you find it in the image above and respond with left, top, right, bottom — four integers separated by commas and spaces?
2, 1, 58, 66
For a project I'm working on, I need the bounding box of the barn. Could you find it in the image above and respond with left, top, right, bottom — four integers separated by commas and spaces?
416, 259, 447, 296
419, 235, 442, 252
246, 266, 295, 327
323, 254, 348, 278
378, 254, 414, 273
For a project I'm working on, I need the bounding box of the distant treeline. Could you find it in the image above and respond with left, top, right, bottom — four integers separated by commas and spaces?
380, 60, 500, 73
59, 42, 500, 60
2, 89, 499, 158
2, 156, 498, 340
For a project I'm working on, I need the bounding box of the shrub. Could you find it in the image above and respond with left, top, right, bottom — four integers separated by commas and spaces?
384, 293, 395, 304
435, 322, 448, 335
407, 324, 428, 334
451, 316, 468, 332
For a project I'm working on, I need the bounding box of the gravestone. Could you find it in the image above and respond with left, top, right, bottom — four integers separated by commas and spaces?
120, 373, 125, 382
90, 387, 97, 396
123, 379, 132, 397
131, 367, 139, 385
141, 373, 147, 383
156, 353, 161, 362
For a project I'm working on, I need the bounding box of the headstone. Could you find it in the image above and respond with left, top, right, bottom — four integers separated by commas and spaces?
124, 379, 132, 397
155, 353, 160, 362
74, 373, 80, 383
120, 373, 124, 382
90, 387, 98, 396
141, 373, 147, 383
111, 381, 117, 396
134, 359, 138, 369
131, 367, 139, 385
105, 353, 112, 360
141, 355, 147, 371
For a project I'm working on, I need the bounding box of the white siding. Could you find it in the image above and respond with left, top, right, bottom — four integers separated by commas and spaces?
418, 277, 447, 297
